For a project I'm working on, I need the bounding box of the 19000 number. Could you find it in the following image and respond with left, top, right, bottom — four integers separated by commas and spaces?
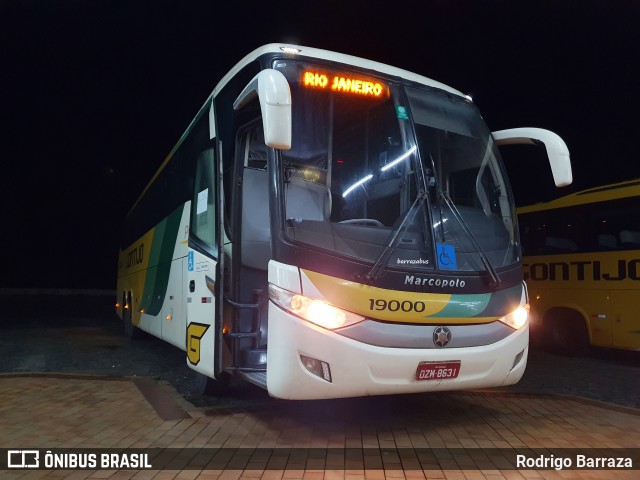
368, 299, 426, 312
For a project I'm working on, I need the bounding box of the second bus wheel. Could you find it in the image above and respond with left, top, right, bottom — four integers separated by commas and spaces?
547, 309, 590, 356
123, 292, 142, 340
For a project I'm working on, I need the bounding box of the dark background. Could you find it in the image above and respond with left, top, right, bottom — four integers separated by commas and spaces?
1, 0, 639, 289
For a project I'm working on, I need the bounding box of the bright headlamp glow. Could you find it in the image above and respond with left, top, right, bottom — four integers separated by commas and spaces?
380, 146, 417, 171
499, 304, 529, 330
269, 284, 364, 330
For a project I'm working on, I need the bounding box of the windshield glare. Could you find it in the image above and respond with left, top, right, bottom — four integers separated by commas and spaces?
274, 60, 519, 273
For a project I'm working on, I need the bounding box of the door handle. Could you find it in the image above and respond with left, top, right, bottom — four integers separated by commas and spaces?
189, 280, 195, 293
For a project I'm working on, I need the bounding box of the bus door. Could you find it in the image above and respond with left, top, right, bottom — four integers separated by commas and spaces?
578, 286, 611, 347
611, 289, 639, 350
186, 147, 221, 380
610, 232, 640, 350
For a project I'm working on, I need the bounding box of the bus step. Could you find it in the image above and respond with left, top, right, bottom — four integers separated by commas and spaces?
242, 348, 267, 366
225, 332, 260, 339
238, 370, 267, 389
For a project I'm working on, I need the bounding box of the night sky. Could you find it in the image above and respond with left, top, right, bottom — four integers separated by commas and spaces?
1, 0, 639, 289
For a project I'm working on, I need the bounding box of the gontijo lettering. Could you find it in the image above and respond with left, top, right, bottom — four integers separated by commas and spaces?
524, 259, 640, 281
303, 71, 386, 97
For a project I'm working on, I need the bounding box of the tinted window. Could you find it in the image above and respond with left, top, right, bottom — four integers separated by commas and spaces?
122, 108, 209, 248
519, 196, 640, 255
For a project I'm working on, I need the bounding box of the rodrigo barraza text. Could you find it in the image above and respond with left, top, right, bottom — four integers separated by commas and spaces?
516, 454, 633, 470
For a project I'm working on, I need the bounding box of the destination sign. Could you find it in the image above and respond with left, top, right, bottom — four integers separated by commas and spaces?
303, 71, 387, 98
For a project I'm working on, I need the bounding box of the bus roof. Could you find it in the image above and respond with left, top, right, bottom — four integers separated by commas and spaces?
517, 178, 640, 214
210, 43, 467, 99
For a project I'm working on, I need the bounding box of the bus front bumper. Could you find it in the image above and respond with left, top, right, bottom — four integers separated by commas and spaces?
266, 303, 529, 400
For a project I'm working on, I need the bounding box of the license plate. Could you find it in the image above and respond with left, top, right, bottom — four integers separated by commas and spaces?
416, 361, 461, 381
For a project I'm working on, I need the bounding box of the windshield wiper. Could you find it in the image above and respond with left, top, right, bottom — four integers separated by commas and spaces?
438, 190, 501, 287
425, 151, 500, 288
363, 190, 429, 282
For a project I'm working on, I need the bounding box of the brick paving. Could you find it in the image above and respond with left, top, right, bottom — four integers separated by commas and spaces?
0, 374, 639, 479
1, 291, 639, 479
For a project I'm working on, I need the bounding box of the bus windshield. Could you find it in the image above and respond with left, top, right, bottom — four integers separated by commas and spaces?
275, 60, 519, 274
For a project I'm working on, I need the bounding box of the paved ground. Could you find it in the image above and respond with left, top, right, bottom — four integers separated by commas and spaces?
1, 374, 639, 479
0, 293, 639, 479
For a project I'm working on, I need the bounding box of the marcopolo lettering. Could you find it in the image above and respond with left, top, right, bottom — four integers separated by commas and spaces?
404, 275, 466, 288
524, 259, 640, 281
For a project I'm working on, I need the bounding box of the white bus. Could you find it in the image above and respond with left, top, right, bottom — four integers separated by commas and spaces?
116, 44, 572, 399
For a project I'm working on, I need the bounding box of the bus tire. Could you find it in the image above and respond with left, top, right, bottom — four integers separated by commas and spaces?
546, 308, 590, 356
123, 292, 141, 340
195, 371, 230, 396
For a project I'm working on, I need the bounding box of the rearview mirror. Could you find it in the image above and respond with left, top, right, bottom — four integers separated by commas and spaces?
234, 69, 292, 150
492, 127, 572, 187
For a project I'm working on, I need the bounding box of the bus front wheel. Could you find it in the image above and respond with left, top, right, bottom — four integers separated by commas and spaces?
195, 371, 230, 396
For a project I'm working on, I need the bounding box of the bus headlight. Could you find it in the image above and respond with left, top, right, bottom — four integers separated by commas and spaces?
499, 304, 529, 330
268, 284, 364, 330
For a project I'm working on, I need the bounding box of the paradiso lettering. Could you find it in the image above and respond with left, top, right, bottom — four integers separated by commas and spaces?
303, 71, 385, 97
524, 259, 640, 281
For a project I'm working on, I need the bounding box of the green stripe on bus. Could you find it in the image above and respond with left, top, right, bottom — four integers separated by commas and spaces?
140, 206, 184, 316
425, 283, 523, 319
480, 284, 523, 317
425, 293, 490, 318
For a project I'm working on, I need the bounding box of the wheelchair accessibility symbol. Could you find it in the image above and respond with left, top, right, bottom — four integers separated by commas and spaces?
436, 243, 457, 270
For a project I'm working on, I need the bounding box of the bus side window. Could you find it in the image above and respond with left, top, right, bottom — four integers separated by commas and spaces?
543, 236, 577, 254
191, 149, 217, 251
596, 234, 618, 250
241, 124, 271, 270
246, 128, 268, 170
620, 230, 640, 249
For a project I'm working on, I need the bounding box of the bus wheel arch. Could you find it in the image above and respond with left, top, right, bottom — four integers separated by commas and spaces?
195, 371, 231, 396
123, 290, 141, 339
543, 307, 590, 356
